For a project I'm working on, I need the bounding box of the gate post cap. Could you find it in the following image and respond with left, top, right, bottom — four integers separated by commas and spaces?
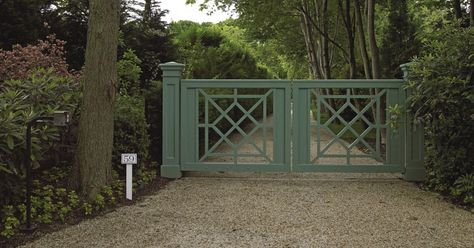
159, 61, 185, 70
399, 62, 413, 80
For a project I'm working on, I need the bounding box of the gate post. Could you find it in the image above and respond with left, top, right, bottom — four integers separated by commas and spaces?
400, 63, 426, 181
159, 62, 185, 178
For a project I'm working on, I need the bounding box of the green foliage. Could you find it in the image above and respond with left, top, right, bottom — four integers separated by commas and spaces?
113, 49, 151, 171
217, 20, 308, 79
1, 163, 159, 238
82, 203, 92, 216
380, 0, 420, 78
144, 81, 163, 163
170, 21, 269, 79
93, 195, 106, 211
169, 21, 273, 145
68, 191, 80, 209
452, 174, 474, 205
0, 206, 19, 238
406, 24, 474, 206
386, 104, 403, 132
117, 49, 142, 96
0, 0, 49, 50
113, 95, 150, 171
0, 68, 79, 206
137, 168, 158, 187
120, 3, 174, 87
101, 186, 116, 205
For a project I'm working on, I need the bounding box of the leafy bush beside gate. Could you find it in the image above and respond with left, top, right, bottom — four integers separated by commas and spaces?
0, 40, 157, 238
0, 69, 79, 206
406, 24, 474, 206
113, 95, 150, 172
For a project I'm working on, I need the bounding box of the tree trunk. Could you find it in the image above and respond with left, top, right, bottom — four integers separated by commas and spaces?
367, 0, 386, 143
144, 0, 152, 23
71, 0, 120, 200
321, 0, 331, 79
300, 8, 322, 79
471, 0, 474, 26
339, 0, 356, 79
367, 0, 380, 79
354, 0, 371, 79
339, 0, 362, 110
453, 0, 463, 19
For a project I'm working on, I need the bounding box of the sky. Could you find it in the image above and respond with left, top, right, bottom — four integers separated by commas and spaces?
160, 0, 234, 23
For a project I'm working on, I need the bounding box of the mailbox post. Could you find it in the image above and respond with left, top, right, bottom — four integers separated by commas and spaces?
22, 111, 70, 232
121, 153, 137, 200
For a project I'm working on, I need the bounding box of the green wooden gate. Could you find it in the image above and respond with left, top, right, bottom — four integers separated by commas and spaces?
160, 62, 425, 181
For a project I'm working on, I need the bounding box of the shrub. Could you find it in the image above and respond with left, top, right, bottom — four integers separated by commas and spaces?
117, 49, 142, 96
406, 24, 474, 205
0, 68, 79, 206
144, 81, 163, 163
0, 36, 79, 206
113, 49, 151, 171
0, 35, 73, 82
113, 95, 150, 172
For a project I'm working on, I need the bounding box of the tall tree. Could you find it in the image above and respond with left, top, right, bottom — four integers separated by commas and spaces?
354, 0, 371, 79
71, 0, 120, 200
471, 0, 474, 26
0, 0, 50, 49
380, 0, 419, 78
453, 0, 463, 19
367, 0, 381, 79
338, 0, 356, 79
46, 0, 89, 70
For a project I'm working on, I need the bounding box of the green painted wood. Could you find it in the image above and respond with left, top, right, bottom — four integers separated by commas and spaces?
401, 63, 426, 181
180, 85, 198, 167
159, 62, 185, 178
292, 164, 404, 173
160, 63, 422, 177
292, 88, 310, 166
386, 88, 400, 165
181, 163, 289, 172
182, 80, 291, 88
297, 86, 386, 169
180, 80, 290, 172
293, 80, 404, 88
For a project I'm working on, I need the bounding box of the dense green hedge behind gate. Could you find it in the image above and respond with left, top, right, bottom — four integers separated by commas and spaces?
406, 25, 474, 206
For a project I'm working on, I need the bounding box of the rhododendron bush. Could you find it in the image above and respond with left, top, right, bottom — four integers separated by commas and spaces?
0, 35, 74, 82
0, 37, 80, 206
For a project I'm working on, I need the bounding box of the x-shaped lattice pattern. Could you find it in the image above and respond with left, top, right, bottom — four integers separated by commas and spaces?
311, 89, 386, 164
198, 89, 273, 163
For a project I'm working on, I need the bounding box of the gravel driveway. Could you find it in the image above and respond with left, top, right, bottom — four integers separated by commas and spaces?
21, 173, 474, 248
21, 113, 474, 247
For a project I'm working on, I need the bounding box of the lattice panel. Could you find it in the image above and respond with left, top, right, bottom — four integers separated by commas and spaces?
310, 88, 387, 165
198, 88, 274, 164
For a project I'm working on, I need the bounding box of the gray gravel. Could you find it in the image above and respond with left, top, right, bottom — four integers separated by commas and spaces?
21, 173, 474, 248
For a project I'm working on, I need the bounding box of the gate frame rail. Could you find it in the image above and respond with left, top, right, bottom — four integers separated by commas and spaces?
159, 62, 425, 181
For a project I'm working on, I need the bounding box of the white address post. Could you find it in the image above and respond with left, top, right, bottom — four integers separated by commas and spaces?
121, 153, 137, 200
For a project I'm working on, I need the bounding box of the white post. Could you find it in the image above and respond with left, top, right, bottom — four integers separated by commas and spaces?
126, 164, 133, 200
121, 153, 137, 201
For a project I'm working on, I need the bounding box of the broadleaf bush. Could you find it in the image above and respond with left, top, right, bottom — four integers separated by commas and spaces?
0, 68, 79, 206
113, 94, 150, 172
406, 24, 474, 206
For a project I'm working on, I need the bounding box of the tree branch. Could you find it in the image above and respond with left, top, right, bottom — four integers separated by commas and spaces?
296, 5, 350, 61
